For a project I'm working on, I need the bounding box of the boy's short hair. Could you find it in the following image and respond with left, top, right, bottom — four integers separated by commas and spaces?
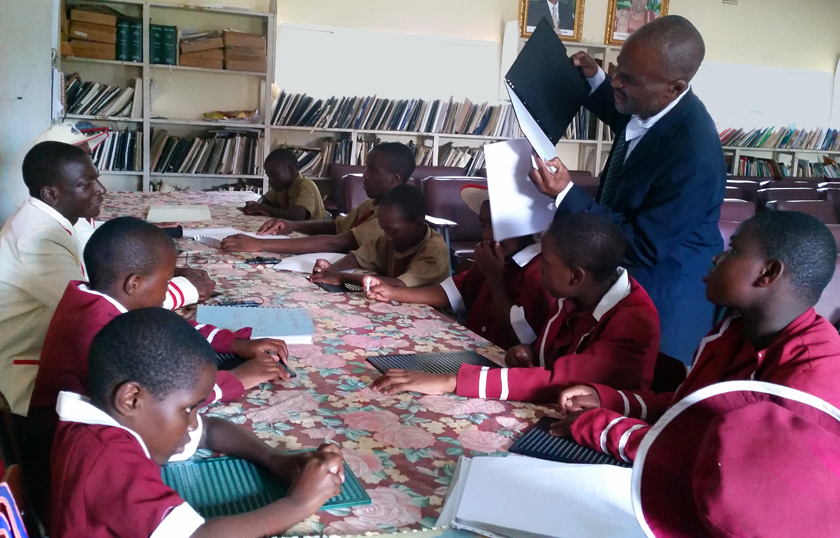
744, 211, 837, 304
22, 141, 89, 197
264, 147, 299, 169
546, 213, 627, 282
88, 308, 216, 407
84, 216, 176, 290
371, 142, 416, 182
379, 184, 427, 222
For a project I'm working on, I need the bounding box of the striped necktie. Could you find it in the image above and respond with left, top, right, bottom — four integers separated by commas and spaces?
599, 131, 628, 206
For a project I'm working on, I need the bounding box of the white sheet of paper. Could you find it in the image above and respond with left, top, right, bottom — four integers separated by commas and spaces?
452, 456, 644, 538
147, 204, 211, 223
484, 139, 556, 242
272, 252, 346, 273
506, 83, 557, 163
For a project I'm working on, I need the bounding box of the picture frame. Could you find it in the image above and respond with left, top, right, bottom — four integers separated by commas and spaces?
519, 0, 585, 42
604, 0, 669, 46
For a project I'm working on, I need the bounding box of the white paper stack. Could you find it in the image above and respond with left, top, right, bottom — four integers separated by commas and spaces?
184, 227, 289, 248
147, 204, 212, 223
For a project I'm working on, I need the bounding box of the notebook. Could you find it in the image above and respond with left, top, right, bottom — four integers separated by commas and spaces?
147, 204, 211, 223
367, 352, 499, 374
272, 252, 346, 273
161, 455, 370, 518
509, 417, 631, 467
187, 227, 289, 248
504, 18, 590, 155
439, 456, 643, 538
196, 305, 315, 344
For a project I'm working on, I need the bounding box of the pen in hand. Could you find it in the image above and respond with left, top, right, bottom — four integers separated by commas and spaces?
265, 350, 297, 378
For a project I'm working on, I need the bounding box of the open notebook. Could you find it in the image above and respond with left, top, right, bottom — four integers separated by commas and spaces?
184, 227, 289, 248
195, 305, 314, 344
147, 204, 211, 223
438, 456, 644, 538
272, 252, 346, 273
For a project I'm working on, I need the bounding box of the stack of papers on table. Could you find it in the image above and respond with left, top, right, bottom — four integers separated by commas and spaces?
183, 227, 289, 248
147, 204, 211, 223
437, 456, 644, 538
196, 306, 314, 345
272, 252, 346, 273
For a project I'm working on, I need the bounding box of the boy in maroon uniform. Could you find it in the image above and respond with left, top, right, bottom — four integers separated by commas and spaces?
556, 210, 840, 463
30, 217, 291, 429
370, 213, 660, 403
51, 309, 344, 538
364, 185, 553, 351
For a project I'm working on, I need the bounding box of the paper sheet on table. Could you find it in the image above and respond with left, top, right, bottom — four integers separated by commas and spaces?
183, 227, 289, 248
272, 252, 346, 273
451, 456, 644, 538
147, 204, 211, 223
484, 139, 555, 242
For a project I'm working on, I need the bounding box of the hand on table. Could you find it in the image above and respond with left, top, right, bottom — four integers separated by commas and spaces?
231, 337, 289, 363
505, 344, 535, 368
571, 51, 601, 78
528, 153, 572, 198
549, 384, 602, 436
364, 276, 396, 302
220, 234, 263, 253
258, 218, 296, 235
285, 446, 345, 513
474, 240, 506, 283
369, 370, 457, 395
239, 201, 271, 216
230, 354, 290, 387
174, 267, 216, 302
548, 411, 587, 437
309, 260, 342, 285
269, 443, 345, 485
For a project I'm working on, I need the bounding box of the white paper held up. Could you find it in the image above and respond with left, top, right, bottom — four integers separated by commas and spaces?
507, 83, 557, 163
484, 139, 556, 242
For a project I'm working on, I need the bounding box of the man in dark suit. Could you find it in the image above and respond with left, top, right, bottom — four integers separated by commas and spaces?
527, 0, 575, 32
529, 16, 726, 365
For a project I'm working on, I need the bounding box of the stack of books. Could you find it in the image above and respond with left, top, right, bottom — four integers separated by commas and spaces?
439, 143, 485, 175
150, 24, 177, 65
563, 108, 598, 140
407, 140, 435, 167
796, 160, 840, 179
179, 31, 224, 70
720, 126, 840, 152
90, 129, 142, 172
223, 30, 267, 73
67, 6, 120, 60
289, 147, 324, 177
735, 156, 782, 178
270, 92, 523, 138
64, 73, 141, 118
150, 128, 263, 176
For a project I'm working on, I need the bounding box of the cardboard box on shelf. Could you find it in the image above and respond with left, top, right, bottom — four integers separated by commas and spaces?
224, 46, 265, 59
180, 49, 224, 60
180, 36, 224, 54
222, 30, 265, 49
70, 8, 118, 27
179, 56, 224, 70
69, 40, 116, 60
225, 57, 267, 73
61, 42, 73, 56
70, 21, 117, 44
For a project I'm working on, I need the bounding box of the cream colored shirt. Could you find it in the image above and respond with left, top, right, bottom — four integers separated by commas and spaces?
262, 174, 326, 220
334, 198, 382, 246
351, 226, 450, 287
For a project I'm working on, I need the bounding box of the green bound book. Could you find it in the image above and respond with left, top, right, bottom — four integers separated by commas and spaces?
116, 20, 130, 61
162, 25, 177, 65
129, 21, 143, 63
150, 24, 164, 64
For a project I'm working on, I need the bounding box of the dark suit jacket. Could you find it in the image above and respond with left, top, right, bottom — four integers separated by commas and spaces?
527, 0, 575, 31
554, 79, 727, 362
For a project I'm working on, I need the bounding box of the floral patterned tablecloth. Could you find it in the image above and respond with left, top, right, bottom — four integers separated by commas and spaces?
102, 192, 556, 536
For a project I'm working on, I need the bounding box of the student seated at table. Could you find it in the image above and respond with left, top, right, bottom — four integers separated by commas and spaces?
51, 308, 345, 538
221, 142, 415, 254
364, 184, 553, 350
554, 211, 840, 464
29, 216, 291, 431
370, 213, 660, 403
0, 141, 213, 416
309, 184, 450, 289
239, 147, 326, 221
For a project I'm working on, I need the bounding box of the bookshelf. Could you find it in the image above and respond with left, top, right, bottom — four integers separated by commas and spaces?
57, 0, 276, 192
720, 126, 840, 177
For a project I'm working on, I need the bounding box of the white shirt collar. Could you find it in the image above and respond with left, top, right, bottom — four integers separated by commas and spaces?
77, 283, 128, 314
27, 197, 76, 236
592, 267, 631, 321
511, 242, 542, 268
624, 86, 691, 142
56, 391, 202, 462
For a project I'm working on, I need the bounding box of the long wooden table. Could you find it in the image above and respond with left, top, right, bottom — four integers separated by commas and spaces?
100, 191, 554, 536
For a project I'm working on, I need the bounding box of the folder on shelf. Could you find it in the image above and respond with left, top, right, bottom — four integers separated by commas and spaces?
504, 18, 590, 158
195, 305, 315, 344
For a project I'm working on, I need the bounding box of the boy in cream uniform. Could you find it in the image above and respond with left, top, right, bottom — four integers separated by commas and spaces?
0, 134, 205, 416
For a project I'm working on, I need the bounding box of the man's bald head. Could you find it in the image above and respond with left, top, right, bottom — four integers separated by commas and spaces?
626, 15, 705, 83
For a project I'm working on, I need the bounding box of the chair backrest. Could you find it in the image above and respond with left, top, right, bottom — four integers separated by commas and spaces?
330, 165, 462, 213
650, 352, 688, 394
765, 199, 839, 225
424, 177, 487, 243
815, 256, 840, 326
724, 186, 744, 200
757, 187, 820, 207
818, 182, 840, 189
719, 199, 756, 222
718, 220, 740, 247
759, 179, 817, 189
819, 188, 840, 223
725, 179, 760, 202
826, 224, 840, 250
343, 175, 418, 214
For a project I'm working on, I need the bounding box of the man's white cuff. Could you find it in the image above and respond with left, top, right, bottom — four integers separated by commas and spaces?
510, 306, 537, 344
440, 277, 465, 313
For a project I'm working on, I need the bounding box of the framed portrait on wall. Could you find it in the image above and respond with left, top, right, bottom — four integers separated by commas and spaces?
605, 0, 669, 45
519, 0, 585, 42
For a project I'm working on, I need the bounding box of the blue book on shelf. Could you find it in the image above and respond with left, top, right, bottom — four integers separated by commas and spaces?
196, 305, 314, 344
